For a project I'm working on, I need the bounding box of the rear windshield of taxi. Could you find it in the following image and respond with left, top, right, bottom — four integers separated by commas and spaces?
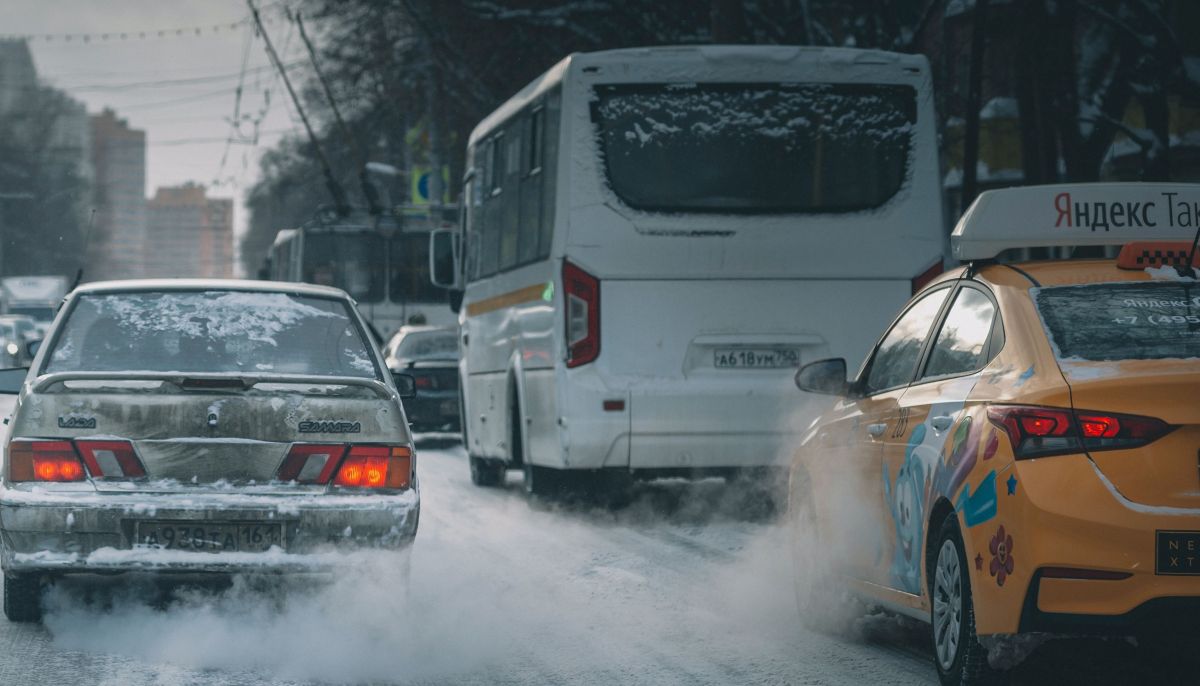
45, 290, 378, 378
1034, 281, 1200, 361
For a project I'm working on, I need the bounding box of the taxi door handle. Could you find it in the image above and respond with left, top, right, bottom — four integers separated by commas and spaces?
930, 415, 954, 431
866, 423, 887, 438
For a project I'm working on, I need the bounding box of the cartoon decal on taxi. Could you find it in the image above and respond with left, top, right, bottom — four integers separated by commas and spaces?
883, 426, 928, 594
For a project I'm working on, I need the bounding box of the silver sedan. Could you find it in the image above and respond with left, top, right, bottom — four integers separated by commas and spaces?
0, 280, 420, 621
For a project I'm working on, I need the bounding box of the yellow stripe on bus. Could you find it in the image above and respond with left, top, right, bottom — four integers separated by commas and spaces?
465, 283, 549, 317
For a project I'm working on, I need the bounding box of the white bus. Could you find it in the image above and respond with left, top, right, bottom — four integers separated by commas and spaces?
268, 209, 457, 336
431, 45, 945, 495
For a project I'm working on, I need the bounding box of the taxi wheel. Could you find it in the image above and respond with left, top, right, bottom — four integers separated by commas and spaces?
469, 455, 504, 487
932, 515, 998, 686
3, 572, 44, 623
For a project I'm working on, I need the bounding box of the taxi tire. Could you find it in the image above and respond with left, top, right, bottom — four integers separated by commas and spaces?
3, 572, 44, 623
932, 515, 999, 686
469, 455, 504, 487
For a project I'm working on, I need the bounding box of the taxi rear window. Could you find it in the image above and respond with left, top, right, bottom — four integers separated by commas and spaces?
1034, 282, 1200, 362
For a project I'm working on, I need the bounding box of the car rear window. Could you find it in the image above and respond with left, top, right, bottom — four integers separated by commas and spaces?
1034, 282, 1200, 362
45, 291, 378, 377
396, 331, 458, 361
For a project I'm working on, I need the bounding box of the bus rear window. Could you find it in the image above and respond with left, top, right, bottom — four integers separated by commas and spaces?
1034, 282, 1200, 362
593, 82, 915, 214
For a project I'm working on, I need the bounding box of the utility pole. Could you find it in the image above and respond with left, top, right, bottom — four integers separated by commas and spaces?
247, 0, 350, 216
293, 10, 383, 215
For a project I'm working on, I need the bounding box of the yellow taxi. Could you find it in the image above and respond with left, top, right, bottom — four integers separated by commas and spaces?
789, 183, 1200, 684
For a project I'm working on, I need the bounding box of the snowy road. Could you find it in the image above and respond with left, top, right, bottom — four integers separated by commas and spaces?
0, 441, 1197, 685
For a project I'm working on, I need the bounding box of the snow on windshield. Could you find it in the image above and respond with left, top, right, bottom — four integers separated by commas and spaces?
594, 83, 915, 213
46, 291, 379, 378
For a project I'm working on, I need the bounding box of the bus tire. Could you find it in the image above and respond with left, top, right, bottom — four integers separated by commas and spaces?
4, 572, 44, 623
469, 455, 504, 487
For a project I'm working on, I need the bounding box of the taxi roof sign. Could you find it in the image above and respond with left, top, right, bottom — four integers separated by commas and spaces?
951, 183, 1200, 261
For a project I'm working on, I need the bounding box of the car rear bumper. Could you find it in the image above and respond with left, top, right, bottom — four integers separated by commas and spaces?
0, 488, 419, 575
558, 368, 817, 471
968, 455, 1200, 636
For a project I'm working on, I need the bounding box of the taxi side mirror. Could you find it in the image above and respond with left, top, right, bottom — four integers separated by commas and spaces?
392, 372, 417, 399
795, 358, 848, 396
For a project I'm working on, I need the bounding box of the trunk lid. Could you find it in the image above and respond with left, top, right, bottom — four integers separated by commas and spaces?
1062, 364, 1200, 509
12, 379, 408, 493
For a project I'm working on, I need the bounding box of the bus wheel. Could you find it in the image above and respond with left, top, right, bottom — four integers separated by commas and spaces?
469, 456, 504, 487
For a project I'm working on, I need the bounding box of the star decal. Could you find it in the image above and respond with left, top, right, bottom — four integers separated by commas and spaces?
975, 553, 983, 571
1006, 473, 1018, 495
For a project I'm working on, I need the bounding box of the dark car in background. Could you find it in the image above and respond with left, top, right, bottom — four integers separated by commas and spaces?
384, 326, 460, 433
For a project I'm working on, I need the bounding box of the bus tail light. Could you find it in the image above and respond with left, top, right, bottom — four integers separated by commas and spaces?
912, 260, 943, 295
8, 440, 87, 482
563, 260, 600, 368
987, 405, 1174, 459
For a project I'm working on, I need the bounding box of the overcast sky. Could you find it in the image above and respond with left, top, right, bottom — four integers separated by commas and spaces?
6, 0, 310, 250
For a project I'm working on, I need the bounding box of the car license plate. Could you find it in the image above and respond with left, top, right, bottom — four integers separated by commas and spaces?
136, 521, 283, 553
713, 348, 799, 369
1155, 530, 1200, 575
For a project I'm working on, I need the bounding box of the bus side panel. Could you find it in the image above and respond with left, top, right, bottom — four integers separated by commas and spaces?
461, 261, 558, 462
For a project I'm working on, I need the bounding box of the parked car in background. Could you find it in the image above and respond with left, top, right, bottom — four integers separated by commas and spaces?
0, 279, 421, 622
384, 325, 461, 433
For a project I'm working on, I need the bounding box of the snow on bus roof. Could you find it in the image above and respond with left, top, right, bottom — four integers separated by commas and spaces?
467, 45, 929, 149
951, 183, 1200, 261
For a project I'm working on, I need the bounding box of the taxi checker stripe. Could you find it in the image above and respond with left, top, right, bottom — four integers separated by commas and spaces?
465, 283, 547, 317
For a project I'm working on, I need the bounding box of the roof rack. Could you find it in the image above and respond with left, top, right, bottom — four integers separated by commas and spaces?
951, 183, 1200, 261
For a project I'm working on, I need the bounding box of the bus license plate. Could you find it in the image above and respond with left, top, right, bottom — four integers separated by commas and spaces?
136, 522, 283, 553
714, 348, 800, 369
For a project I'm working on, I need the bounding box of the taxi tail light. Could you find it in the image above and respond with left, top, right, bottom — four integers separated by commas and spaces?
987, 405, 1174, 459
333, 445, 412, 489
7, 440, 87, 482
74, 440, 146, 479
912, 260, 943, 295
563, 260, 599, 368
276, 444, 347, 484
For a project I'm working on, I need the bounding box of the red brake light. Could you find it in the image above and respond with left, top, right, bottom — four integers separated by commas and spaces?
563, 260, 600, 368
8, 441, 87, 482
333, 445, 412, 489
912, 260, 943, 295
75, 440, 146, 479
988, 405, 1174, 459
276, 444, 347, 484
1077, 414, 1120, 439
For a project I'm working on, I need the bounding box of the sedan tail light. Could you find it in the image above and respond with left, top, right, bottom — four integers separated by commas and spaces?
563, 260, 600, 368
987, 405, 1174, 460
75, 440, 147, 479
333, 445, 412, 489
275, 444, 347, 484
8, 440, 87, 482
